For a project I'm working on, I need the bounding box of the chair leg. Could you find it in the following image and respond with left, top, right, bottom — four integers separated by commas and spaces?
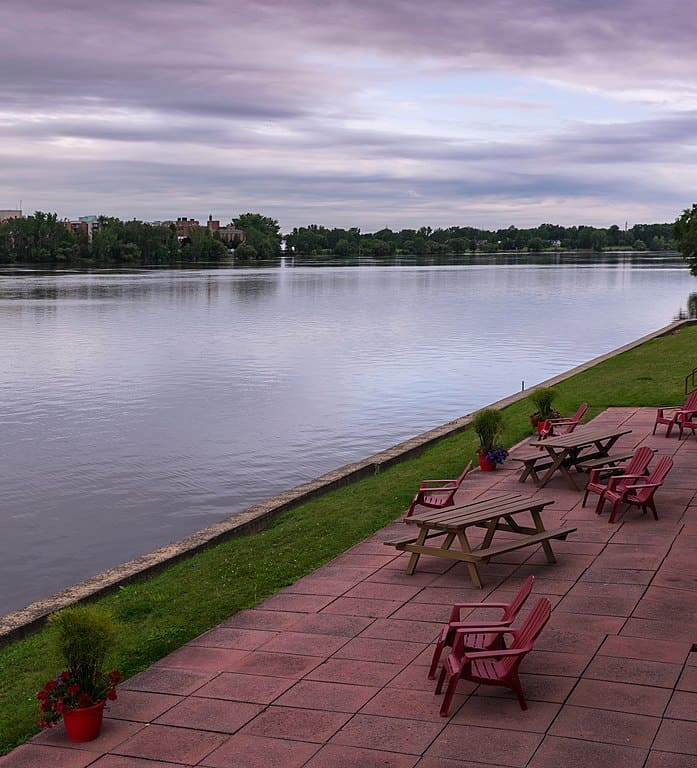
438, 672, 460, 717
582, 489, 589, 507
594, 493, 606, 516
608, 499, 622, 523
435, 665, 447, 695
428, 629, 450, 680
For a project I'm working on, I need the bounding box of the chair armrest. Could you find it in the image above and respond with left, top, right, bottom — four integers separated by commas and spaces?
448, 602, 508, 622
623, 481, 661, 492
606, 472, 644, 490
588, 465, 623, 483
418, 480, 456, 490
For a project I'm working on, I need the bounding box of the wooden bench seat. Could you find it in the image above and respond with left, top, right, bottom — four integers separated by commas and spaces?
575, 453, 634, 472
383, 530, 446, 548
472, 526, 576, 561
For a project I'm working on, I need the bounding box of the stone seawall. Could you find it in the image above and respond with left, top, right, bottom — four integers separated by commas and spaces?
1, 319, 692, 646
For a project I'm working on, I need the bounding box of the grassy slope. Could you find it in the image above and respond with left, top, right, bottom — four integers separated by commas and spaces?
1, 324, 695, 753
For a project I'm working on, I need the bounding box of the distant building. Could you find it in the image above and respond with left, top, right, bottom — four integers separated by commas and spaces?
63, 214, 100, 243
0, 209, 22, 223
161, 215, 245, 248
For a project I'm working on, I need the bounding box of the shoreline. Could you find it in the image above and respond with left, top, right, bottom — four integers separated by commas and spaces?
1, 318, 692, 647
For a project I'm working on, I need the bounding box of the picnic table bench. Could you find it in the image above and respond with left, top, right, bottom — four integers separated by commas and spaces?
384, 491, 576, 588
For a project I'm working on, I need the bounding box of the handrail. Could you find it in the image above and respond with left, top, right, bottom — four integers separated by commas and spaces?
686, 367, 697, 395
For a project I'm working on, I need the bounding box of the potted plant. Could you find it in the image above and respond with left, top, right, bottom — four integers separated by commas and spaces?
529, 387, 560, 432
38, 604, 121, 742
471, 408, 508, 471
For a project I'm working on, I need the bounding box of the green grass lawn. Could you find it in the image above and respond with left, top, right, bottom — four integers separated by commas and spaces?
1, 323, 695, 753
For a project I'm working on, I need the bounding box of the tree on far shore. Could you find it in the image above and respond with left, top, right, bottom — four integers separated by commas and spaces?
674, 203, 697, 275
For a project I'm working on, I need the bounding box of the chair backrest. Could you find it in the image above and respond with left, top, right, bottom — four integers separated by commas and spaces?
632, 455, 673, 501
454, 460, 473, 488
572, 402, 589, 423
683, 389, 697, 411
501, 575, 534, 623
623, 446, 654, 477
498, 598, 551, 674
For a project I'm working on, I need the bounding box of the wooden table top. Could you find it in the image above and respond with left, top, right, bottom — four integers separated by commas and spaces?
406, 491, 555, 530
529, 424, 632, 449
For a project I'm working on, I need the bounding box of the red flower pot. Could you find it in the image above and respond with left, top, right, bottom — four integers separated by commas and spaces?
478, 453, 496, 472
63, 701, 105, 742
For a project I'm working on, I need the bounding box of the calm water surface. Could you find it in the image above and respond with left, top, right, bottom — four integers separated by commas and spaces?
1, 254, 694, 615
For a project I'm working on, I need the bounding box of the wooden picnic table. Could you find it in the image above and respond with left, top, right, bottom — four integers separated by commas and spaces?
513, 424, 633, 490
384, 491, 576, 588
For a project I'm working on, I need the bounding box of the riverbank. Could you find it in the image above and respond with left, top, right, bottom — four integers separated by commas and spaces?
1, 320, 696, 753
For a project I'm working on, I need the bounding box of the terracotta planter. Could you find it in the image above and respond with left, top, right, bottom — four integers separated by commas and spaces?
63, 701, 105, 742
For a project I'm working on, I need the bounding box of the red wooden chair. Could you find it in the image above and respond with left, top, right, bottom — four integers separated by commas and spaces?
653, 389, 697, 437
600, 455, 673, 523
582, 446, 654, 509
435, 598, 551, 716
405, 461, 472, 518
537, 403, 588, 439
427, 575, 534, 679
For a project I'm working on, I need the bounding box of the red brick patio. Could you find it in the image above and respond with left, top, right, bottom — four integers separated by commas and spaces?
3, 407, 696, 768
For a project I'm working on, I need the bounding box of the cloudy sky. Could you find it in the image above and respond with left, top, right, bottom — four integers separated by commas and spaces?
2, 0, 696, 232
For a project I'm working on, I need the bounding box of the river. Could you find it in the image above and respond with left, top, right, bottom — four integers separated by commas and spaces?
0, 253, 694, 615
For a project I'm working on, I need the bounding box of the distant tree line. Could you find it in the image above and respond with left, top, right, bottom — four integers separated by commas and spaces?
285, 221, 678, 257
0, 210, 685, 267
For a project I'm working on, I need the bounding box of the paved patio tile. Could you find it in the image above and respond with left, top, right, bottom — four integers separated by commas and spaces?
286, 612, 374, 636
360, 617, 442, 643
556, 581, 645, 616
31, 716, 143, 753
567, 679, 671, 716
321, 596, 404, 617
154, 696, 262, 732
188, 627, 278, 650
426, 724, 542, 767
526, 735, 647, 768
332, 713, 445, 755
275, 679, 379, 712
199, 734, 319, 768
259, 630, 349, 656
306, 657, 401, 686
282, 577, 359, 596
644, 751, 697, 768
415, 758, 498, 768
520, 650, 592, 677
548, 704, 660, 748
472, 673, 575, 704
665, 690, 697, 720
240, 706, 351, 742
220, 609, 303, 630
598, 634, 691, 664
256, 592, 337, 613
90, 756, 189, 767
152, 645, 249, 671
584, 655, 683, 688
120, 667, 214, 696
622, 616, 697, 643
304, 744, 419, 768
343, 581, 425, 602
449, 697, 561, 732
652, 718, 697, 755
361, 687, 466, 722
223, 650, 324, 678
102, 689, 182, 722
193, 672, 295, 703
112, 724, 227, 764
0, 745, 98, 767
333, 636, 425, 665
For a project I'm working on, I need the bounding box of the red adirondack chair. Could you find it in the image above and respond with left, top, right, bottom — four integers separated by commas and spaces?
582, 446, 654, 509
435, 598, 552, 716
405, 461, 472, 518
600, 455, 673, 523
427, 575, 534, 680
653, 389, 697, 437
537, 403, 588, 439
